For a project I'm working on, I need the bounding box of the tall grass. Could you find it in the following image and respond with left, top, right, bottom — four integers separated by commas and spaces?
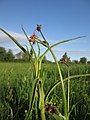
0, 63, 90, 120
0, 25, 90, 120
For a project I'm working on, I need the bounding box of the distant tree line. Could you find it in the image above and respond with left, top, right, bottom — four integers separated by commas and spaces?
59, 52, 89, 64
0, 47, 50, 63
0, 47, 14, 62
0, 47, 29, 62
0, 47, 90, 64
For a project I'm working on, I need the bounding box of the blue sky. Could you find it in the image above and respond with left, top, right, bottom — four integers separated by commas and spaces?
0, 0, 90, 61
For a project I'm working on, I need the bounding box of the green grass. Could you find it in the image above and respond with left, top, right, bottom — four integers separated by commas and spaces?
0, 62, 90, 120
0, 26, 88, 120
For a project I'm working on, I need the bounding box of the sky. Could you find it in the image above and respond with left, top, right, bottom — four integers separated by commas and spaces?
0, 0, 90, 61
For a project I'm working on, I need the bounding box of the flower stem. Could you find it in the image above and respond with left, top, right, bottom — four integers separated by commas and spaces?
38, 38, 68, 119
47, 47, 68, 120
67, 66, 70, 119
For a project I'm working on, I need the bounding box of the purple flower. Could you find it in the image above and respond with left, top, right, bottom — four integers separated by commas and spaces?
45, 104, 59, 115
36, 24, 42, 32
28, 31, 38, 44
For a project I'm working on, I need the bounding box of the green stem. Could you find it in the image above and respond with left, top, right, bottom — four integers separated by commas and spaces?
67, 66, 70, 119
38, 39, 67, 119
45, 74, 90, 102
25, 78, 39, 120
39, 36, 85, 61
41, 110, 46, 120
48, 48, 68, 119
39, 80, 46, 120
37, 35, 85, 120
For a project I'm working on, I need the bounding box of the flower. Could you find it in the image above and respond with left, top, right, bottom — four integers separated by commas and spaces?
28, 30, 38, 44
36, 24, 42, 32
45, 104, 60, 115
60, 58, 68, 64
60, 57, 69, 67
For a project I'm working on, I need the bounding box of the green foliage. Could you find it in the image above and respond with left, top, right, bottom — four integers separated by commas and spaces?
6, 49, 14, 61
0, 47, 7, 61
0, 63, 90, 120
42, 56, 47, 63
0, 47, 14, 62
80, 57, 87, 64
0, 26, 89, 120
72, 60, 79, 64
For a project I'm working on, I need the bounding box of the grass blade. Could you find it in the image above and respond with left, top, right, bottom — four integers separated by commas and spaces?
21, 25, 37, 58
51, 36, 85, 48
25, 78, 39, 120
0, 28, 26, 53
39, 36, 85, 62
45, 74, 90, 102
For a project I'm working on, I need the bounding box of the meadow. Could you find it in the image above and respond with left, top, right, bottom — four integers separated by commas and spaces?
0, 62, 90, 120
0, 25, 90, 120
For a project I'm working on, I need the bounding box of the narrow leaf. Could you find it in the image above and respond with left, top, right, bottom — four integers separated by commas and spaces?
51, 36, 86, 48
37, 42, 40, 59
0, 28, 26, 53
21, 25, 37, 58
45, 74, 90, 101
68, 99, 82, 117
53, 114, 66, 120
25, 78, 39, 120
40, 36, 86, 61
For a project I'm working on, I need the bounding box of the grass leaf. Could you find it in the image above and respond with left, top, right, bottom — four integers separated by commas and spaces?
0, 28, 26, 53
45, 74, 90, 101
40, 36, 85, 62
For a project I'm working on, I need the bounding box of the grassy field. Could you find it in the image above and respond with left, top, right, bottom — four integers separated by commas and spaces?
0, 62, 90, 120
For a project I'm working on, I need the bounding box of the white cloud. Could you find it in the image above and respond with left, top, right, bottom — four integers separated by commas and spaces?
0, 30, 31, 54
54, 49, 90, 53
0, 30, 90, 61
53, 49, 90, 61
0, 31, 27, 43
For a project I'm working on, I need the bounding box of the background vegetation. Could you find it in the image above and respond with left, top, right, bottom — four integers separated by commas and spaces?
0, 46, 89, 64
0, 26, 90, 120
0, 62, 90, 120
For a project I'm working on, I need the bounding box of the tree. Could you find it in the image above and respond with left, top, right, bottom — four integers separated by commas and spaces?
6, 49, 14, 61
72, 60, 79, 64
87, 61, 90, 64
0, 47, 7, 61
80, 57, 87, 64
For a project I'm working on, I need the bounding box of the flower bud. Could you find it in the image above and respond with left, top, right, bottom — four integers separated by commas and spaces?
37, 24, 42, 32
